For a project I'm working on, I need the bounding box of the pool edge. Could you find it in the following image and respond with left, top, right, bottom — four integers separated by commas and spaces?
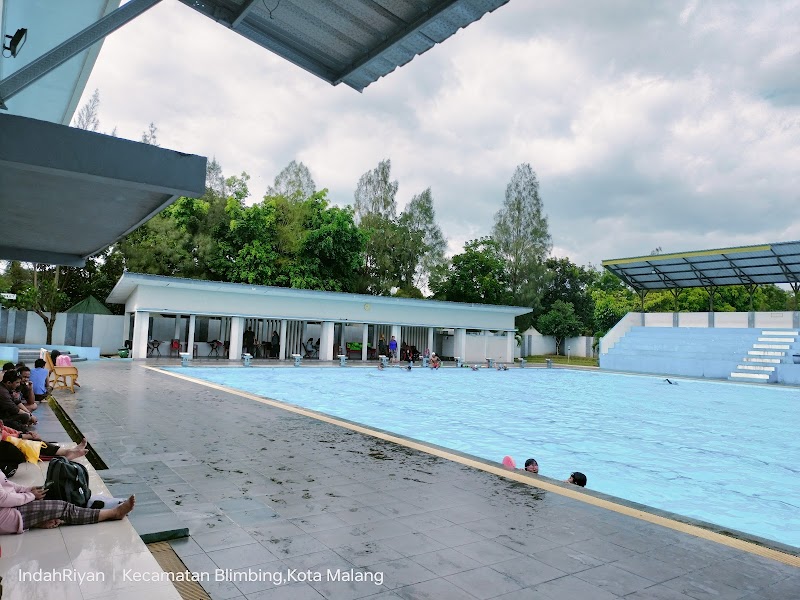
149, 365, 800, 568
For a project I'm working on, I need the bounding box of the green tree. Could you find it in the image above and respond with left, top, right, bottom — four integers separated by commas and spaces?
492, 163, 552, 325
353, 158, 398, 222
592, 288, 637, 337
541, 257, 598, 334
266, 160, 316, 201
292, 198, 366, 291
537, 300, 582, 355
398, 187, 447, 290
141, 122, 159, 146
430, 238, 511, 304
14, 265, 69, 344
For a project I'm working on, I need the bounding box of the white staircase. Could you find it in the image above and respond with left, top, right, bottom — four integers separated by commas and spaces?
730, 330, 797, 382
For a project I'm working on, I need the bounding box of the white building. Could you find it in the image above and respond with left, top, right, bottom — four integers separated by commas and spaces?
107, 273, 530, 364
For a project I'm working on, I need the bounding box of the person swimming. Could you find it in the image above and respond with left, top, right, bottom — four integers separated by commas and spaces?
565, 471, 587, 487
523, 458, 539, 474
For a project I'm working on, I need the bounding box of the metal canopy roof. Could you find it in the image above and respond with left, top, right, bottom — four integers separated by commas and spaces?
177, 0, 510, 91
0, 113, 206, 267
602, 241, 800, 291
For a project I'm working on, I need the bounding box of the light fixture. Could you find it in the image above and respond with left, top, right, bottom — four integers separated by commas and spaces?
3, 28, 27, 58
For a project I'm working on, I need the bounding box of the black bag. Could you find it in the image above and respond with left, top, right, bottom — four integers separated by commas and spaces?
44, 457, 91, 507
0, 440, 25, 478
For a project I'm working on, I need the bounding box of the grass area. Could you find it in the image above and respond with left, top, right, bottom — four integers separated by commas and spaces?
524, 354, 598, 367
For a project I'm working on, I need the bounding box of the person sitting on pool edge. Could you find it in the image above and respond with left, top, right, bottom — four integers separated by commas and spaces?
565, 471, 587, 487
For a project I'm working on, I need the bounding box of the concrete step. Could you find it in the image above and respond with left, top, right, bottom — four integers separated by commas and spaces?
758, 337, 796, 342
747, 350, 785, 357
762, 330, 799, 336
736, 365, 775, 372
730, 372, 771, 381
742, 357, 782, 364
752, 344, 791, 350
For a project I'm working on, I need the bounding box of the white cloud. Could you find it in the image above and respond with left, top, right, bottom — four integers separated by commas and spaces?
79, 0, 800, 271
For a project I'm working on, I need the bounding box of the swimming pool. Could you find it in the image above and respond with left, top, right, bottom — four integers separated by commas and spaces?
169, 366, 800, 548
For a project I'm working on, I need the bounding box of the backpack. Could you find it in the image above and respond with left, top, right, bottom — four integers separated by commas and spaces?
44, 457, 91, 507
0, 440, 25, 478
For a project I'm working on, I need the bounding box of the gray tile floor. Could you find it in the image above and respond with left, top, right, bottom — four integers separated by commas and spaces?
53, 360, 799, 600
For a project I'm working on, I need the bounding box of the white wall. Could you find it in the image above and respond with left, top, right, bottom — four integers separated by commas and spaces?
677, 312, 708, 327
563, 336, 594, 358
1, 309, 124, 356
714, 312, 748, 327
644, 312, 672, 326
93, 314, 125, 354
754, 311, 794, 328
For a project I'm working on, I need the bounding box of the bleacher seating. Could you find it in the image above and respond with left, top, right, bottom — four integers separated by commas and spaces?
600, 327, 800, 380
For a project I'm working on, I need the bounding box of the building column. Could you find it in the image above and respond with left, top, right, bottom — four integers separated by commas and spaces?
505, 331, 515, 363
122, 312, 131, 346
187, 315, 196, 360
173, 315, 181, 342
427, 327, 434, 355
229, 317, 244, 360
279, 319, 288, 359
361, 324, 369, 361
454, 328, 467, 362
340, 323, 347, 356
390, 325, 401, 361
320, 321, 335, 361
483, 330, 489, 359
131, 311, 149, 360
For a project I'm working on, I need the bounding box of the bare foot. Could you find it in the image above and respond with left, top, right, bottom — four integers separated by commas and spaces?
111, 495, 136, 520
35, 519, 63, 529
63, 438, 88, 460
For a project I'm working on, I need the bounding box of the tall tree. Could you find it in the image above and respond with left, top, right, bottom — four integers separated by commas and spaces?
266, 160, 316, 201
398, 188, 447, 290
206, 157, 226, 196
353, 159, 398, 223
492, 163, 551, 316
429, 238, 511, 305
141, 122, 159, 146
72, 88, 100, 131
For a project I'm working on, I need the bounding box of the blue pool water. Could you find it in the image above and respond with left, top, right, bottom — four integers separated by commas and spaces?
171, 366, 800, 548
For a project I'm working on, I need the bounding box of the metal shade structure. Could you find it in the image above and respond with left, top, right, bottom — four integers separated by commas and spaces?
0, 113, 206, 267
178, 0, 511, 91
602, 241, 800, 293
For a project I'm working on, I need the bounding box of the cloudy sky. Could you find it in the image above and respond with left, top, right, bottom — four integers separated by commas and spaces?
79, 0, 800, 268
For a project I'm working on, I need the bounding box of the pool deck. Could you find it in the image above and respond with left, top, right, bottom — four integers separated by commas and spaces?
34, 359, 800, 599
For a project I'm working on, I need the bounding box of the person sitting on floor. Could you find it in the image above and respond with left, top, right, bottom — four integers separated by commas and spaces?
0, 471, 135, 533
30, 359, 50, 404
16, 367, 38, 412
0, 421, 89, 461
565, 471, 587, 487
430, 353, 441, 369
0, 371, 37, 432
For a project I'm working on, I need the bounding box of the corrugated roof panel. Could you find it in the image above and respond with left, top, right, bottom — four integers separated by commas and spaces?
603, 240, 800, 290
178, 0, 510, 91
